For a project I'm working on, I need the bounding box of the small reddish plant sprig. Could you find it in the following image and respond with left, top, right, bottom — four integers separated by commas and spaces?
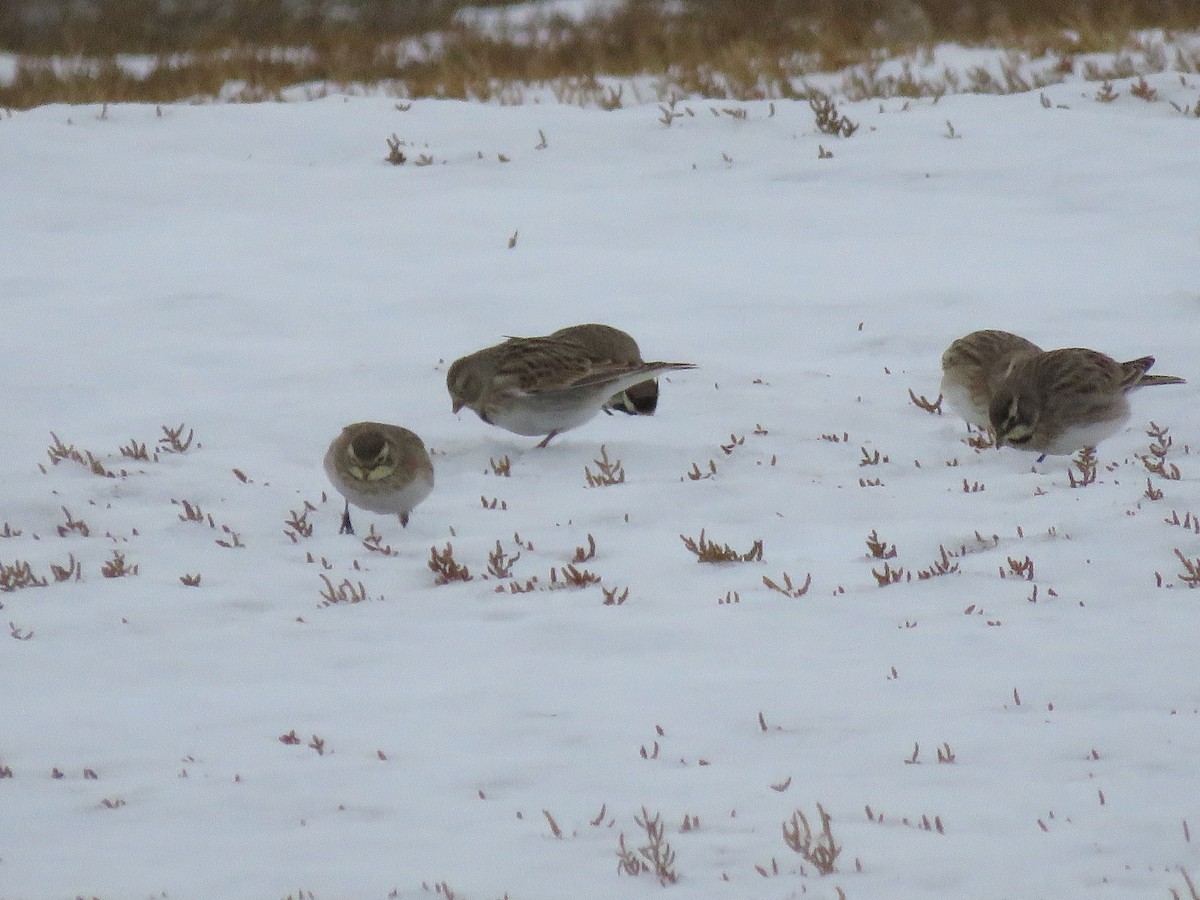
49, 553, 81, 582
657, 94, 684, 127
865, 529, 897, 559
542, 809, 563, 839
573, 533, 597, 563
720, 434, 745, 455
385, 133, 406, 165
284, 503, 316, 541
179, 573, 201, 587
763, 571, 812, 597
808, 90, 858, 137
0, 559, 48, 592
1164, 510, 1200, 534
1068, 447, 1097, 487
46, 433, 117, 477
174, 499, 208, 524
602, 585, 629, 605
616, 832, 647, 878
859, 446, 888, 466
118, 438, 150, 461
865, 804, 944, 834
429, 544, 472, 585
318, 574, 376, 605
487, 540, 521, 578
964, 429, 995, 451
1129, 75, 1158, 102
361, 524, 398, 556
1095, 80, 1119, 102
917, 546, 960, 580
1169, 95, 1200, 118
908, 388, 943, 414
488, 455, 511, 477
214, 526, 244, 549
872, 561, 906, 586
585, 445, 625, 487
1174, 550, 1200, 588
549, 564, 600, 588
57, 507, 90, 538
101, 551, 138, 578
618, 808, 679, 886
683, 460, 718, 481
1141, 422, 1181, 480
681, 529, 763, 563
1171, 866, 1200, 900
158, 423, 195, 454
1000, 555, 1034, 581
782, 804, 841, 876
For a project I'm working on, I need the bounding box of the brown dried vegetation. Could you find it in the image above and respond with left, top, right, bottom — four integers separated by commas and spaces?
681, 529, 763, 563
782, 804, 841, 876
429, 543, 472, 585
585, 445, 625, 487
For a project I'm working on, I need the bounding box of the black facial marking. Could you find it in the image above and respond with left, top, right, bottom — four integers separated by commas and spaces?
351, 431, 387, 462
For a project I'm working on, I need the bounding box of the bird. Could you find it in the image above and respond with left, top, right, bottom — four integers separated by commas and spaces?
446, 332, 695, 447
549, 323, 660, 415
988, 348, 1185, 457
940, 329, 1042, 429
324, 422, 434, 534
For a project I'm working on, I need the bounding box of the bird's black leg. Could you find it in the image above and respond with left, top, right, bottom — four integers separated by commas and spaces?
339, 500, 355, 535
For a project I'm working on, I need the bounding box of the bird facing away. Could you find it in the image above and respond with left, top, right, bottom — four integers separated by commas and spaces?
446, 332, 695, 447
989, 348, 1185, 456
549, 323, 660, 415
324, 422, 434, 534
940, 329, 1043, 429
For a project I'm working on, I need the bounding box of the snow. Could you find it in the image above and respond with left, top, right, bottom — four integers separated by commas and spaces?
454, 0, 626, 31
1, 64, 1200, 900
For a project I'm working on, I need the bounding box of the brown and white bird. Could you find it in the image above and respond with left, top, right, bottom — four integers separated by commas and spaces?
989, 348, 1185, 456
549, 324, 660, 415
940, 330, 1042, 429
324, 422, 434, 534
446, 331, 695, 447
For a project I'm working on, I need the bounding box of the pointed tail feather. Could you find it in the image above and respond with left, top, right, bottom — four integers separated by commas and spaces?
1122, 356, 1186, 388
1137, 373, 1187, 387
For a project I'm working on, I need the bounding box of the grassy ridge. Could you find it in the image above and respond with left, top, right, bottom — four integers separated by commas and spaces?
2, 0, 1199, 108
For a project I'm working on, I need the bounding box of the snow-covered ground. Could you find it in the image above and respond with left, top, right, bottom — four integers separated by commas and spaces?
1, 63, 1199, 900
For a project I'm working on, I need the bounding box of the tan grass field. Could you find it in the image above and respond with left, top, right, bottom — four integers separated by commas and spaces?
2, 0, 1199, 109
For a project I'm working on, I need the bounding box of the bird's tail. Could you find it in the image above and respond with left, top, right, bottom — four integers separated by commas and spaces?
1124, 356, 1186, 387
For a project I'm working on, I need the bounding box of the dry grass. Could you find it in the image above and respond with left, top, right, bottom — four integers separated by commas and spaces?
3, 1, 1199, 109
782, 804, 841, 876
